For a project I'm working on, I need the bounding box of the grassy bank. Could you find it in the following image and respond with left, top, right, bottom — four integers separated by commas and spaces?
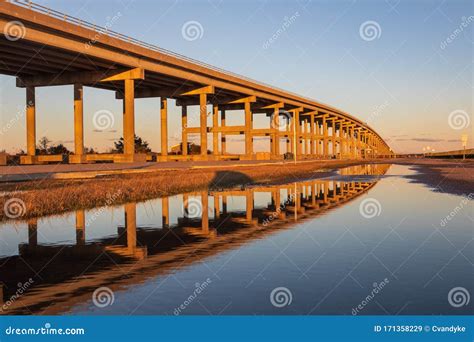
0, 160, 368, 222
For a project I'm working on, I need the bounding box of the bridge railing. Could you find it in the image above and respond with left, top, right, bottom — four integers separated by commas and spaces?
7, 0, 311, 102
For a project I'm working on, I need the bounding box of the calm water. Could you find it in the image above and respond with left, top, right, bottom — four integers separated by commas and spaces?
0, 164, 472, 315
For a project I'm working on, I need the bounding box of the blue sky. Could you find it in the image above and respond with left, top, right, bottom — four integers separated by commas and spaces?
0, 0, 472, 154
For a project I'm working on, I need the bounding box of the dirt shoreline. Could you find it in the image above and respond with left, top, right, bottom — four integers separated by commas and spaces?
0, 158, 472, 223
389, 159, 474, 196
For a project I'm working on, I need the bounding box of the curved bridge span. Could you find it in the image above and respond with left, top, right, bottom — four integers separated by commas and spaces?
0, 0, 393, 164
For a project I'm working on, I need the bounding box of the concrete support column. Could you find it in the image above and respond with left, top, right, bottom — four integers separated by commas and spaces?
315, 121, 320, 156
246, 189, 253, 221
213, 105, 219, 156
214, 195, 220, 219
162, 197, 169, 228
28, 219, 38, 246
201, 192, 209, 233
323, 116, 328, 157
26, 86, 36, 157
123, 79, 135, 157
181, 106, 188, 156
286, 117, 291, 153
125, 203, 137, 251
73, 84, 84, 157
221, 110, 226, 154
76, 210, 85, 245
160, 98, 168, 158
310, 114, 315, 156
301, 119, 306, 155
272, 108, 279, 157
331, 119, 336, 157
294, 110, 301, 158
199, 93, 208, 157
244, 101, 253, 158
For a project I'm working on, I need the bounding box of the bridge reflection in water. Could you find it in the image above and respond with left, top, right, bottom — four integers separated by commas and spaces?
0, 165, 390, 315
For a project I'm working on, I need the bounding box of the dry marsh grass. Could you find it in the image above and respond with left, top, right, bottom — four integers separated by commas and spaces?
0, 160, 366, 222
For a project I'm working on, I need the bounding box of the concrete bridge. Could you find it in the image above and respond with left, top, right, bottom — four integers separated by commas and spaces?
0, 0, 393, 165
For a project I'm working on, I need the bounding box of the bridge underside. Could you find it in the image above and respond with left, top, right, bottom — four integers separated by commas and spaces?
0, 1, 392, 164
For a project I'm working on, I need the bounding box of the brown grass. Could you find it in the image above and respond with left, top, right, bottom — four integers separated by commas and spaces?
0, 160, 367, 222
